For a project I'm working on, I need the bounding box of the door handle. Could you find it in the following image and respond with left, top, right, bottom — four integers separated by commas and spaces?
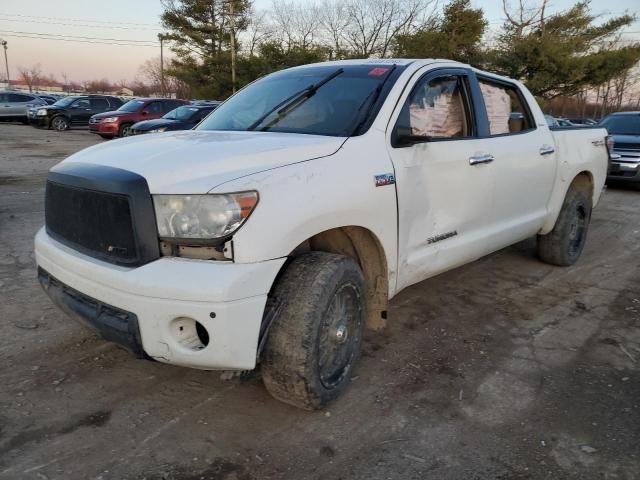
539, 145, 555, 156
469, 154, 495, 165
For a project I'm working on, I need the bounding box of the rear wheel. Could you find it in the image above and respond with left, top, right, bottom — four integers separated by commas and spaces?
537, 188, 592, 266
118, 123, 132, 138
51, 116, 69, 131
262, 252, 366, 410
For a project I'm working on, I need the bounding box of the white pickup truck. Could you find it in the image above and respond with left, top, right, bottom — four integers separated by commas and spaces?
36, 59, 610, 409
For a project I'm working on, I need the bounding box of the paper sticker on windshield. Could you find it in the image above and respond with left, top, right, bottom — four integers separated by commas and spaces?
369, 67, 390, 77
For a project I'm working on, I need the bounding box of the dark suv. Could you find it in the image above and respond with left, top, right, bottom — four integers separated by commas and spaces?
29, 95, 124, 131
89, 98, 188, 139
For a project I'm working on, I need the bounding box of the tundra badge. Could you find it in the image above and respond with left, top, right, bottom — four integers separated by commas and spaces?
374, 173, 395, 187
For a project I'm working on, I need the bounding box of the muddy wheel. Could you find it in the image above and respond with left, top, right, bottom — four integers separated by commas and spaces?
51, 116, 69, 131
118, 123, 132, 138
538, 188, 592, 266
262, 252, 366, 410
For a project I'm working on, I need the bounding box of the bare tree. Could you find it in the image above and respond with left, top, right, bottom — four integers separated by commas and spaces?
320, 0, 351, 59
17, 64, 42, 92
344, 0, 433, 58
244, 8, 274, 56
502, 0, 549, 37
271, 0, 322, 51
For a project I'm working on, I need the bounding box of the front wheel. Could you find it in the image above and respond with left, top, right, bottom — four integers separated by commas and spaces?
262, 252, 366, 410
118, 123, 132, 138
51, 116, 69, 131
537, 188, 592, 266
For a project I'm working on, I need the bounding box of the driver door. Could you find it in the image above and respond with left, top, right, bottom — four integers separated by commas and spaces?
387, 67, 497, 291
70, 98, 92, 124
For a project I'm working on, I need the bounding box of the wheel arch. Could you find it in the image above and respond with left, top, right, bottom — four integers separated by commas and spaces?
271, 226, 389, 331
540, 170, 595, 235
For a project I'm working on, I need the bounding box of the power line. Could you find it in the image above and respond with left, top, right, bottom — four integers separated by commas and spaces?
0, 12, 161, 27
0, 16, 162, 31
0, 29, 158, 44
0, 33, 158, 47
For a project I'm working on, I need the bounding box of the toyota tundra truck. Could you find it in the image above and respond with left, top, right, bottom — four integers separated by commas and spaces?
35, 59, 610, 410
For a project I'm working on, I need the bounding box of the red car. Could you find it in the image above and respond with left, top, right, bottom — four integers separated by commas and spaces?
89, 98, 188, 139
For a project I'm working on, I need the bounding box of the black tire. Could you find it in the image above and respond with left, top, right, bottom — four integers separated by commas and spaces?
537, 188, 592, 266
118, 123, 133, 138
99, 134, 113, 140
50, 116, 69, 132
262, 252, 366, 410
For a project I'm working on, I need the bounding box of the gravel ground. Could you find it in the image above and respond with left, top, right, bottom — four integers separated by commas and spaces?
0, 123, 639, 480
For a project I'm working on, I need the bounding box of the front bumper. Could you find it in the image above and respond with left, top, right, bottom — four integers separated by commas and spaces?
89, 121, 118, 136
608, 152, 640, 183
29, 117, 50, 128
35, 228, 286, 370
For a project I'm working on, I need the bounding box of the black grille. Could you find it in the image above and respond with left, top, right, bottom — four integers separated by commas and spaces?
615, 143, 640, 151
45, 162, 160, 267
46, 182, 138, 263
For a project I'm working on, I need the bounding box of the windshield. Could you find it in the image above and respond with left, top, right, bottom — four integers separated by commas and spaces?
52, 96, 79, 107
600, 115, 640, 135
197, 65, 399, 137
164, 106, 201, 120
118, 100, 145, 112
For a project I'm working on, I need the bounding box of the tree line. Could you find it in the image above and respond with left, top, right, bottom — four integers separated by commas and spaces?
158, 0, 640, 116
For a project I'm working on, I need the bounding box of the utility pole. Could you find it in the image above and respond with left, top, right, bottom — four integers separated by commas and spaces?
158, 33, 166, 97
228, 1, 237, 93
0, 39, 9, 85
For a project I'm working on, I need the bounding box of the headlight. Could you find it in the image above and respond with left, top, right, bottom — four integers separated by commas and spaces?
36, 109, 48, 116
153, 192, 258, 241
102, 117, 118, 123
149, 127, 167, 133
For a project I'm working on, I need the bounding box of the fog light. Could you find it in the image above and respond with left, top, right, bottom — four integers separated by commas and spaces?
170, 317, 210, 351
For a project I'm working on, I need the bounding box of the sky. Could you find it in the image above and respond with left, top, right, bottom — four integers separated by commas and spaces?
0, 0, 638, 84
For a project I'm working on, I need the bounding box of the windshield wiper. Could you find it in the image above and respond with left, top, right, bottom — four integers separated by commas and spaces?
247, 68, 344, 131
350, 65, 396, 136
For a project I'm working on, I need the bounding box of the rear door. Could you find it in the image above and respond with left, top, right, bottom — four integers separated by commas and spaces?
474, 76, 557, 244
6, 93, 37, 117
69, 98, 92, 124
90, 98, 110, 115
387, 67, 498, 291
0, 93, 8, 118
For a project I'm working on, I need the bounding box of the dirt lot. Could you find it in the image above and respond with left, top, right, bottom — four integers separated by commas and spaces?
0, 123, 639, 480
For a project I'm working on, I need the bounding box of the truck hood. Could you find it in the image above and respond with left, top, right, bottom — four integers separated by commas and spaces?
62, 130, 346, 193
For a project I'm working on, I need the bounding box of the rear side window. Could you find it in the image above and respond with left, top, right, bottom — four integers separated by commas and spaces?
8, 93, 34, 102
478, 79, 534, 135
90, 99, 109, 110
396, 74, 474, 139
147, 102, 163, 114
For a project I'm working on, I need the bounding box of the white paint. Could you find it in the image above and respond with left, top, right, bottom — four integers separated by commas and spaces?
36, 59, 609, 370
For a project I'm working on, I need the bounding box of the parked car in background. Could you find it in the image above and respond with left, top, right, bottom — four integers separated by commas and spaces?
0, 91, 48, 123
36, 59, 609, 409
29, 95, 124, 131
555, 118, 580, 127
544, 114, 559, 127
131, 102, 220, 135
89, 98, 189, 139
36, 94, 60, 105
568, 118, 597, 126
600, 111, 640, 184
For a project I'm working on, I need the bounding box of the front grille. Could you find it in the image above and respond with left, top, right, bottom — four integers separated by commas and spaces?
45, 163, 160, 267
615, 143, 640, 151
46, 182, 138, 264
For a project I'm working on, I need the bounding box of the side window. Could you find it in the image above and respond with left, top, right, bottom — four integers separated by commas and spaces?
478, 79, 534, 135
90, 99, 109, 110
396, 75, 473, 139
72, 98, 90, 109
147, 102, 163, 114
8, 93, 33, 102
0, 93, 6, 102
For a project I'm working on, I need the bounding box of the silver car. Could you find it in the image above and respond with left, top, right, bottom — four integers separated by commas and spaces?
0, 91, 47, 123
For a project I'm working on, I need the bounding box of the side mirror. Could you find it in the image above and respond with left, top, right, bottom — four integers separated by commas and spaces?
392, 126, 431, 148
141, 109, 149, 115
70, 104, 80, 109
